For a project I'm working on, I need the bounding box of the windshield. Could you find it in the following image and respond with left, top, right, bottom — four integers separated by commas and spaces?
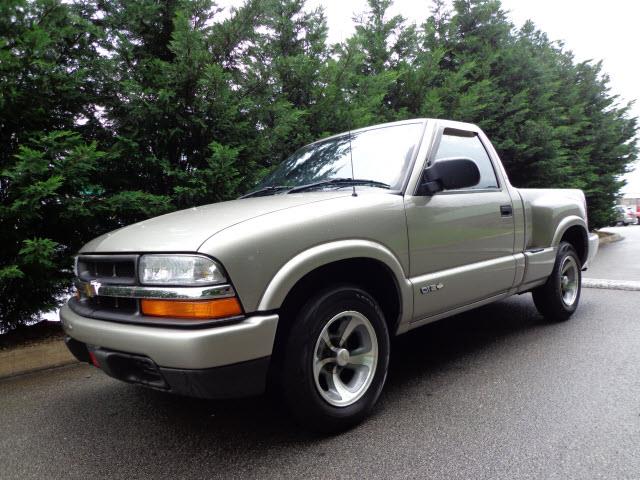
253, 122, 424, 192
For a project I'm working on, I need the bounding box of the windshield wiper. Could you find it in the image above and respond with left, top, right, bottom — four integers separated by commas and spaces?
240, 185, 291, 199
287, 178, 390, 194
241, 178, 391, 198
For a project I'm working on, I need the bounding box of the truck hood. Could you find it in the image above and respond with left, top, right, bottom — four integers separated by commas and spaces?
80, 192, 350, 253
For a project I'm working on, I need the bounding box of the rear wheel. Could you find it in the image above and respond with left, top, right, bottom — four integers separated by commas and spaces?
532, 241, 581, 322
281, 285, 390, 432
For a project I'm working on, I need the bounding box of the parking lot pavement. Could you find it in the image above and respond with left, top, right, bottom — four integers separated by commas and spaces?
2, 288, 640, 479
586, 225, 640, 282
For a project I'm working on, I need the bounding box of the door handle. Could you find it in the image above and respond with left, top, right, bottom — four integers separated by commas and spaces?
500, 204, 513, 217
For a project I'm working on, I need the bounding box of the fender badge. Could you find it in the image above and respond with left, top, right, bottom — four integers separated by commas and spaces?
420, 283, 444, 295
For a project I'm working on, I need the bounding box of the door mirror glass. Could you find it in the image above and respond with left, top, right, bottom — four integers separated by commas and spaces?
418, 157, 481, 195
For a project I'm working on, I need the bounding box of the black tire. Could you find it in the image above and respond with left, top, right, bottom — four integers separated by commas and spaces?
532, 241, 582, 322
281, 285, 390, 433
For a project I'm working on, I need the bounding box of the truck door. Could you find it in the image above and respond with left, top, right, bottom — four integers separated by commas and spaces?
405, 126, 516, 321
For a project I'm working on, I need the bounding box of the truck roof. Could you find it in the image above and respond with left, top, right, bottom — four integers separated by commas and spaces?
308, 118, 480, 146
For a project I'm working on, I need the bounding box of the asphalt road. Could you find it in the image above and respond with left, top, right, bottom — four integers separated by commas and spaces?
2, 239, 640, 479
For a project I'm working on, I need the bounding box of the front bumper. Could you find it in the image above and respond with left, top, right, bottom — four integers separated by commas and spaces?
584, 232, 599, 270
60, 304, 278, 369
65, 337, 271, 399
60, 304, 278, 398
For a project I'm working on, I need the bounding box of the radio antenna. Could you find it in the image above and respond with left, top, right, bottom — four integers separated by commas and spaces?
342, 29, 357, 198
347, 126, 357, 197
342, 28, 358, 197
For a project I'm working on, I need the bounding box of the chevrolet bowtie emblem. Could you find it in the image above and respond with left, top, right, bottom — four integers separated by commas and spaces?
83, 280, 101, 298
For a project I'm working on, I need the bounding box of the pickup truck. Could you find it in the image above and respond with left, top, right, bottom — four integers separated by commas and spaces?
61, 119, 598, 432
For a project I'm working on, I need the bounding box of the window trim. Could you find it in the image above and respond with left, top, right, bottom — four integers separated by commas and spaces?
419, 126, 503, 194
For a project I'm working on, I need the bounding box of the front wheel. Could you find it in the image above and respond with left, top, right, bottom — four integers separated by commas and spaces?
281, 285, 390, 432
532, 241, 581, 322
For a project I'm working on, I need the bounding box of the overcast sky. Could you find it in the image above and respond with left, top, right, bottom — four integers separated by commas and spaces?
221, 0, 640, 195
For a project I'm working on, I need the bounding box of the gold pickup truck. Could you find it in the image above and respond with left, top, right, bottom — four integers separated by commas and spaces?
61, 119, 598, 431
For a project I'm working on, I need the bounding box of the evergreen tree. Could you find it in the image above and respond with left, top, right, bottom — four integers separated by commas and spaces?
94, 0, 250, 208
412, 0, 637, 226
0, 0, 637, 330
240, 0, 330, 172
0, 1, 108, 327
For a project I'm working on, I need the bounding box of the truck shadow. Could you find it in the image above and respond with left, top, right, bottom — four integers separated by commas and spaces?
385, 292, 546, 395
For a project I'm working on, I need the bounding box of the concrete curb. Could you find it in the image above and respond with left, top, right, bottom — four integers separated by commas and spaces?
0, 338, 77, 379
582, 278, 640, 291
596, 231, 623, 245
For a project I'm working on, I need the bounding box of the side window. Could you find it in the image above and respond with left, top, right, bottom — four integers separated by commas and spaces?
433, 132, 499, 189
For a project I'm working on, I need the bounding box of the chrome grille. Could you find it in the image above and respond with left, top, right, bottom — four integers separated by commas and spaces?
76, 254, 138, 285
74, 254, 140, 318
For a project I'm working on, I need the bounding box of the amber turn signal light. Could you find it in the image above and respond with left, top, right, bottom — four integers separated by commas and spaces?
140, 297, 242, 319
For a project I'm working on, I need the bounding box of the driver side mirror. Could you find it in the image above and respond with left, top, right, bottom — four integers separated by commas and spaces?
417, 157, 481, 195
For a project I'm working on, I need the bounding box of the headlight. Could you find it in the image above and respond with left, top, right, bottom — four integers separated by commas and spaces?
139, 255, 227, 285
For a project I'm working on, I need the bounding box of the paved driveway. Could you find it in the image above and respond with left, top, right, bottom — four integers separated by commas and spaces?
2, 287, 639, 479
586, 225, 640, 281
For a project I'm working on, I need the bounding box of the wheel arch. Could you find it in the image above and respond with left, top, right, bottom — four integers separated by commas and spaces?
257, 240, 412, 334
552, 216, 589, 265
